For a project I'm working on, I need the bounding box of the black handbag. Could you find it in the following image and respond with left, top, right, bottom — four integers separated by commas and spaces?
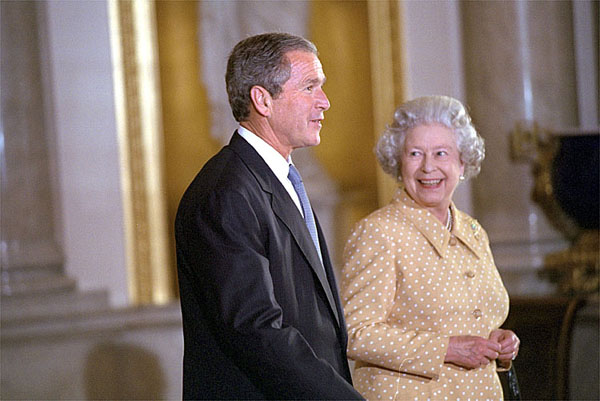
499, 365, 522, 401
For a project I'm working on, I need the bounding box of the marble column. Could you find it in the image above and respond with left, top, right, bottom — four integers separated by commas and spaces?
461, 1, 578, 295
1, 1, 74, 295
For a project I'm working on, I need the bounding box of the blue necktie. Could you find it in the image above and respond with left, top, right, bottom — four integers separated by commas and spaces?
288, 164, 323, 264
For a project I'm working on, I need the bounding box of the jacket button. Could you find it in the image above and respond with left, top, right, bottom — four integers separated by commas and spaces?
449, 237, 458, 246
464, 271, 475, 278
472, 309, 482, 319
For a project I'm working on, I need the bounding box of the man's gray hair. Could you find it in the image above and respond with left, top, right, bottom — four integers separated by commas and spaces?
226, 32, 318, 122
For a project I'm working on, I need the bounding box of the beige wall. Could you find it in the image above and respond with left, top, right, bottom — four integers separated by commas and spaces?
310, 1, 377, 199
155, 1, 221, 297
311, 0, 379, 255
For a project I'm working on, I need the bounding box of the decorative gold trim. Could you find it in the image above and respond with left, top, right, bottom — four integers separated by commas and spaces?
108, 0, 173, 305
543, 230, 599, 295
367, 0, 407, 207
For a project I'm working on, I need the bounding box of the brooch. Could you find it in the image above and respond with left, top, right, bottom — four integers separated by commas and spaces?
471, 220, 481, 239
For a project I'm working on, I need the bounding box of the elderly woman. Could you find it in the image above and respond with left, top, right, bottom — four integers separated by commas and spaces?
342, 95, 519, 400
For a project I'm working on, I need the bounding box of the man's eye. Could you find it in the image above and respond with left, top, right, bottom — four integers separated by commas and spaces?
306, 86, 313, 92
437, 151, 448, 156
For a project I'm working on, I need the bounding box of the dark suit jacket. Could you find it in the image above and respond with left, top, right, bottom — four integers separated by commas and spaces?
175, 132, 362, 400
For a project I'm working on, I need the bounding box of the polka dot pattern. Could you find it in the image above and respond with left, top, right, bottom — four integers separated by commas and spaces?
342, 189, 509, 401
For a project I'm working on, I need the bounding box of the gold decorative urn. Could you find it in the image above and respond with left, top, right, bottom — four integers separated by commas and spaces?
511, 122, 599, 296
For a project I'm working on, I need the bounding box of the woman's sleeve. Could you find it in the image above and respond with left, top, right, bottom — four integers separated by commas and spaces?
341, 218, 449, 380
479, 226, 513, 373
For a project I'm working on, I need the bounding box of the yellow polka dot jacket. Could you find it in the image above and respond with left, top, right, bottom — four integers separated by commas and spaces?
342, 189, 509, 400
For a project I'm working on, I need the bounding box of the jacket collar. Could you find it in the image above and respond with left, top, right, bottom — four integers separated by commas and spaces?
228, 132, 275, 195
393, 188, 485, 259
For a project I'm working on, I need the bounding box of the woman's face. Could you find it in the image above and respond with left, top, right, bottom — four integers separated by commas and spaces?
400, 124, 464, 219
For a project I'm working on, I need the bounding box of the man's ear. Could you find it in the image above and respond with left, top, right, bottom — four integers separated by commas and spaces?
250, 85, 272, 117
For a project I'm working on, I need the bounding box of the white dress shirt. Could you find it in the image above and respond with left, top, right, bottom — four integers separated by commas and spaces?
237, 126, 304, 216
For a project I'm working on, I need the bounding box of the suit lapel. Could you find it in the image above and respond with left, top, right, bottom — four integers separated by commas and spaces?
315, 215, 343, 328
270, 194, 341, 326
228, 132, 341, 327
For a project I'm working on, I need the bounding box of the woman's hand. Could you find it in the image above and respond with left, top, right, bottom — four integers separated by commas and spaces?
489, 329, 520, 368
444, 335, 502, 369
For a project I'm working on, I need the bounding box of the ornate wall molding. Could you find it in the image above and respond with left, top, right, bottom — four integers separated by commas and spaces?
108, 0, 172, 305
367, 0, 407, 206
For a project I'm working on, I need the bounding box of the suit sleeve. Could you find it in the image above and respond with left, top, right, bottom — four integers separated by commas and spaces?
177, 187, 363, 400
341, 218, 449, 380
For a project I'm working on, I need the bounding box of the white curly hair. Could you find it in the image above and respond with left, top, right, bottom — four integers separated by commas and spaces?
375, 95, 485, 182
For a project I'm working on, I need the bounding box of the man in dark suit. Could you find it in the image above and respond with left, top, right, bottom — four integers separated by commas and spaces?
175, 33, 363, 400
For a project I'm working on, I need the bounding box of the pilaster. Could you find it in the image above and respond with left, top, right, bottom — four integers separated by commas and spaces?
461, 1, 577, 295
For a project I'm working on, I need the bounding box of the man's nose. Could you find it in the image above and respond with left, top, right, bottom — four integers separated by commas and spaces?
316, 88, 330, 111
